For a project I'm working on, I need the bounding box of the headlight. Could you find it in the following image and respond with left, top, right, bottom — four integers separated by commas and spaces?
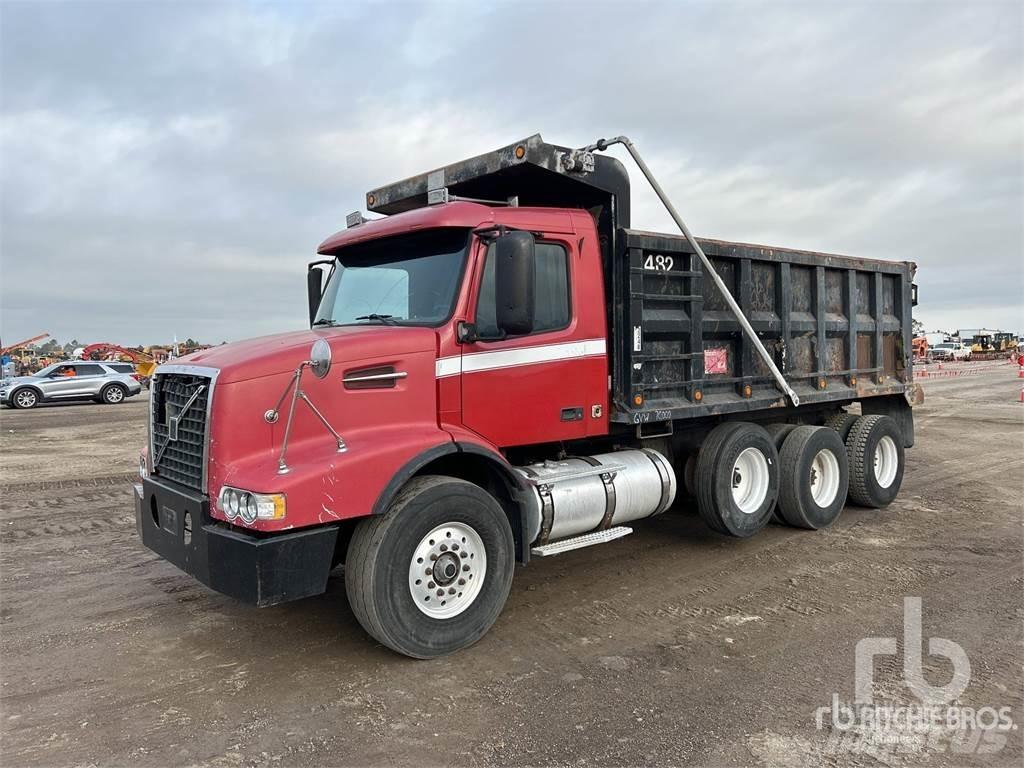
227, 490, 240, 519
217, 486, 286, 525
240, 494, 258, 524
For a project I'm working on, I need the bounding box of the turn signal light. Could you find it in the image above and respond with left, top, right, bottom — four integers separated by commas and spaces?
514, 145, 526, 159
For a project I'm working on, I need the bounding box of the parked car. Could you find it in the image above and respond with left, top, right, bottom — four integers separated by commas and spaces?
0, 361, 143, 409
929, 342, 971, 362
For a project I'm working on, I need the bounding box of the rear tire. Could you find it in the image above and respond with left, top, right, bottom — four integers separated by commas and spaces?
764, 423, 798, 523
696, 422, 779, 537
764, 423, 798, 450
101, 384, 127, 404
824, 411, 860, 443
345, 475, 515, 658
845, 415, 904, 508
11, 388, 39, 409
777, 426, 849, 529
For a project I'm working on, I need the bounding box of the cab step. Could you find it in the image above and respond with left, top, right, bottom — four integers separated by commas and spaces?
530, 526, 633, 557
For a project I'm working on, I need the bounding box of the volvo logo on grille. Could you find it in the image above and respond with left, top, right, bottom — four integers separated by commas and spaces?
153, 383, 206, 470
166, 408, 180, 442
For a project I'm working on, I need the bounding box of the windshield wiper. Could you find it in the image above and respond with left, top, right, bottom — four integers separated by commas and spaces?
354, 314, 398, 324
312, 319, 341, 327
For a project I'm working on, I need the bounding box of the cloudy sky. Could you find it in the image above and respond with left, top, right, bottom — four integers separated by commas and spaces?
1, 0, 1021, 346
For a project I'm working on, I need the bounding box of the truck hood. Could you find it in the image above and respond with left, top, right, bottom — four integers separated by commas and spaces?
174, 326, 438, 384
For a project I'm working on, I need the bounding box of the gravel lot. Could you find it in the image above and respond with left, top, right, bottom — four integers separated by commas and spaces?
1, 366, 1021, 767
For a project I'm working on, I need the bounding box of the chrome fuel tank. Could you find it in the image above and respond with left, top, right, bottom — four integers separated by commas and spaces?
515, 449, 676, 545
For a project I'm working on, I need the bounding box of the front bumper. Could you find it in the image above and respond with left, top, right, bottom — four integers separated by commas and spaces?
134, 478, 338, 607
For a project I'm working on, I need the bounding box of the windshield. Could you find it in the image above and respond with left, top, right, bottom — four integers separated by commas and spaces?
935, 343, 954, 349
31, 363, 62, 377
315, 229, 469, 327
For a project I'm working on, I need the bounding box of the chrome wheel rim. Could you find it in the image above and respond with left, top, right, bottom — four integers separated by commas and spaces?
106, 387, 124, 402
732, 447, 770, 514
874, 436, 899, 488
15, 391, 36, 408
809, 449, 841, 507
409, 522, 486, 619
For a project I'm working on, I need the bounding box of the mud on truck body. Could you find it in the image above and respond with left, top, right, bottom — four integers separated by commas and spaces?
135, 134, 919, 658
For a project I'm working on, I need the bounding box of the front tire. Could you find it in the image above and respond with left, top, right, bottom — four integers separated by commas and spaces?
345, 475, 515, 658
845, 415, 904, 508
11, 388, 39, 409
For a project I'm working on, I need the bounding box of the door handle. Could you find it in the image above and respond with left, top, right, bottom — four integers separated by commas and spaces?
560, 407, 584, 422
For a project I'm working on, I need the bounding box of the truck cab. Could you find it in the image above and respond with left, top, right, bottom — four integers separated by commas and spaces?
135, 135, 917, 657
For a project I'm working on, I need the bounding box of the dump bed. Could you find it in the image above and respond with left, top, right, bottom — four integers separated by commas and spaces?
612, 230, 916, 423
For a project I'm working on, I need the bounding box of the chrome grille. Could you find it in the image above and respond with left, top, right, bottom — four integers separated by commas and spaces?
151, 372, 211, 492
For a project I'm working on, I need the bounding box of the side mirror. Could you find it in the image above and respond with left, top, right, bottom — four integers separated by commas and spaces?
494, 231, 536, 337
457, 321, 479, 344
307, 265, 325, 326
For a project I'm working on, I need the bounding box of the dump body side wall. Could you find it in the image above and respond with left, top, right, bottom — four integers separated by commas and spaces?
613, 229, 915, 424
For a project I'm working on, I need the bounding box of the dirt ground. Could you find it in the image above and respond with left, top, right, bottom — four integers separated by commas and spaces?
1, 366, 1022, 767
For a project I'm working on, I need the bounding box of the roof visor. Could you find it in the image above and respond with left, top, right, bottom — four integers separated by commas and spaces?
364, 134, 632, 228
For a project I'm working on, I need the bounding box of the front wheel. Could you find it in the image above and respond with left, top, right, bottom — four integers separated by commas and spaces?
11, 388, 39, 409
345, 475, 515, 658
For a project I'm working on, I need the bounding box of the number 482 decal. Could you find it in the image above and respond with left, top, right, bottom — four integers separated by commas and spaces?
643, 254, 674, 271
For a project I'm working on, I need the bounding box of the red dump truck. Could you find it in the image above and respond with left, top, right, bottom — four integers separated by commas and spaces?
135, 135, 918, 657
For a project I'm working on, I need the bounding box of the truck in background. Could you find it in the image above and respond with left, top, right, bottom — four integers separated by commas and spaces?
135, 135, 918, 657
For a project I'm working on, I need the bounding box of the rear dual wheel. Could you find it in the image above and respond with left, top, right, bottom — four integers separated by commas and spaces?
846, 415, 904, 508
696, 415, 898, 535
696, 422, 779, 537
776, 426, 849, 529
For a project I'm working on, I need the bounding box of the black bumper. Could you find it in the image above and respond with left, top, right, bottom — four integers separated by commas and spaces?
134, 478, 338, 607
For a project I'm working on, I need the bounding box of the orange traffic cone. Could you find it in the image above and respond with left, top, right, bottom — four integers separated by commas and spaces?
1019, 384, 1024, 403
1018, 365, 1024, 379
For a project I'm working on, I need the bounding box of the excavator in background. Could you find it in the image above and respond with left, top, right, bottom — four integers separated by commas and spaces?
0, 333, 52, 377
0, 333, 51, 356
77, 343, 157, 384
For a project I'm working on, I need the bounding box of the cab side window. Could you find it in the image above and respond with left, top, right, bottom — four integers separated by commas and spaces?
476, 242, 570, 338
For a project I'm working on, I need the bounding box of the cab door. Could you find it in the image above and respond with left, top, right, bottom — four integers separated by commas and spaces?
460, 234, 607, 448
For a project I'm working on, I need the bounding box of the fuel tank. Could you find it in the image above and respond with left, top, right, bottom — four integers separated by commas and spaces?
515, 449, 676, 544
